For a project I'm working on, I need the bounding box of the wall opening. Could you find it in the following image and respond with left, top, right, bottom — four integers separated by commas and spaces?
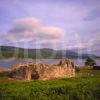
31, 70, 39, 80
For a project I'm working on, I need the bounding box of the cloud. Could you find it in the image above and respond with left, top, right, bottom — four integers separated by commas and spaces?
1, 18, 64, 48
89, 32, 100, 50
37, 26, 64, 39
65, 45, 86, 50
15, 18, 41, 27
76, 32, 100, 55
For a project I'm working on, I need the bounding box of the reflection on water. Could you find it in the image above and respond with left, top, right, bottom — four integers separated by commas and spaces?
0, 59, 100, 67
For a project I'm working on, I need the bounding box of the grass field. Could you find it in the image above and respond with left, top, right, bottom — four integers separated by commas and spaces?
0, 70, 100, 100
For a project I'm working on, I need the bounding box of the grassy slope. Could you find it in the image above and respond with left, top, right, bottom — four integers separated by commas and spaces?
0, 75, 100, 100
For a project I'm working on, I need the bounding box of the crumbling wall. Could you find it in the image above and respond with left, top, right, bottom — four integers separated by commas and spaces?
10, 59, 75, 81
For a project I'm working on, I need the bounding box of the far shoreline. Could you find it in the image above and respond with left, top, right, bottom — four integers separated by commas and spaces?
0, 57, 100, 61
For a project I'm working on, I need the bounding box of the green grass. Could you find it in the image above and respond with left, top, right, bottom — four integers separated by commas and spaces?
0, 77, 100, 100
76, 67, 100, 77
0, 69, 100, 100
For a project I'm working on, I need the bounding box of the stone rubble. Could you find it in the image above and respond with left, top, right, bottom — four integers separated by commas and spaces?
10, 59, 75, 81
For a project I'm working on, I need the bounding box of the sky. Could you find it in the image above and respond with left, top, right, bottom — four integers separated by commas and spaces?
0, 0, 100, 55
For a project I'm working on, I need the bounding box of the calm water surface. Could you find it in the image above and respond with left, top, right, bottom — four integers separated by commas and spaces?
0, 59, 100, 67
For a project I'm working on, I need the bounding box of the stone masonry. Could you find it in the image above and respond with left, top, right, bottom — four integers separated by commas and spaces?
10, 59, 75, 81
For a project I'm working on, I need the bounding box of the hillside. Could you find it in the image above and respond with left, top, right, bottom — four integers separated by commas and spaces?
0, 46, 99, 59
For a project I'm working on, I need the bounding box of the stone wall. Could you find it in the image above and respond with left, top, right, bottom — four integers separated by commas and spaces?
10, 59, 75, 81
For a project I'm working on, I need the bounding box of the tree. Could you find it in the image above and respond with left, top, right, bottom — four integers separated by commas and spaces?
85, 57, 96, 67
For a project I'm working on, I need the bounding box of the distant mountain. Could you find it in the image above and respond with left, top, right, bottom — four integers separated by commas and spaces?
68, 48, 100, 58
0, 46, 99, 59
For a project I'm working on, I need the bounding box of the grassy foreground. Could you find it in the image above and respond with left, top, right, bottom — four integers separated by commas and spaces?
0, 76, 100, 100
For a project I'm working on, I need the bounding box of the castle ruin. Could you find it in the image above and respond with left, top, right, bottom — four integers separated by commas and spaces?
10, 59, 75, 81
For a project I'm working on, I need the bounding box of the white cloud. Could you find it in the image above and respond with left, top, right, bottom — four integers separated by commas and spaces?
1, 18, 65, 48
65, 45, 86, 49
15, 18, 42, 28
40, 26, 64, 37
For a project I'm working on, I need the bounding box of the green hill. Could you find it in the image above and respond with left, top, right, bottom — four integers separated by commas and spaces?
0, 46, 99, 59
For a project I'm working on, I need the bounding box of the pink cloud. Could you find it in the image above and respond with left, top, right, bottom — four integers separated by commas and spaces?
3, 18, 65, 47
